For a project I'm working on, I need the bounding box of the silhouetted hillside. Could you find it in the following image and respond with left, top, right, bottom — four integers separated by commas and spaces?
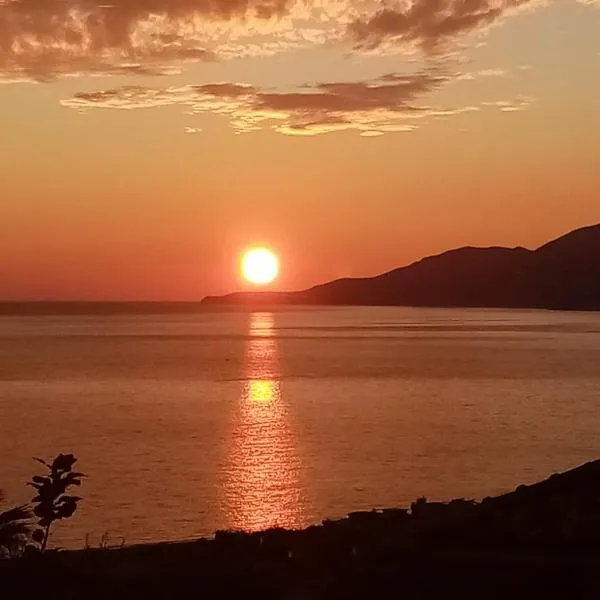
204, 223, 600, 310
3, 459, 600, 599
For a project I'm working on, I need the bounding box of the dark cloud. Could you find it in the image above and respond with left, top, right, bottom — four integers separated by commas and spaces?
349, 0, 532, 52
0, 0, 292, 79
62, 70, 491, 135
255, 72, 447, 113
1, 0, 555, 81
190, 82, 255, 97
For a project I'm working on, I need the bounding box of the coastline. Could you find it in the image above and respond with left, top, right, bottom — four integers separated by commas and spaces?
3, 459, 600, 599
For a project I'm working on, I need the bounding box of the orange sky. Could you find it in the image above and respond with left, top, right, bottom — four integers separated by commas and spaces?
1, 0, 599, 300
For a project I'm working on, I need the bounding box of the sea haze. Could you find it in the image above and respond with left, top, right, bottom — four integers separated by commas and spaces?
1, 306, 599, 548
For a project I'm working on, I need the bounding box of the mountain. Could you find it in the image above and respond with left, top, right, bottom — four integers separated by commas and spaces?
203, 223, 600, 310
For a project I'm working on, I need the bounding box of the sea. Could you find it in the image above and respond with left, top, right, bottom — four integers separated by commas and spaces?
1, 306, 599, 549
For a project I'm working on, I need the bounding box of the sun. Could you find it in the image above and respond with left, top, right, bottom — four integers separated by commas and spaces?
241, 247, 279, 285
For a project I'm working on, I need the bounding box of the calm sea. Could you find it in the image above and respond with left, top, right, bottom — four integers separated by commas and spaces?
1, 307, 599, 548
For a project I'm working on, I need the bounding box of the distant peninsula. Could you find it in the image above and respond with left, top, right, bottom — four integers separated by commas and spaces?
204, 223, 600, 310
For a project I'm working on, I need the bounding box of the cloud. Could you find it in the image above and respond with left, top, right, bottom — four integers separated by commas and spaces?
477, 68, 507, 76
0, 0, 311, 80
348, 0, 534, 53
2, 0, 577, 81
255, 72, 448, 113
456, 67, 508, 80
62, 69, 534, 135
4, 0, 583, 96
482, 96, 534, 111
62, 81, 256, 110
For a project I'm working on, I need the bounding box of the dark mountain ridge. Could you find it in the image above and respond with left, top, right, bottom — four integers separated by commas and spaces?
204, 223, 600, 310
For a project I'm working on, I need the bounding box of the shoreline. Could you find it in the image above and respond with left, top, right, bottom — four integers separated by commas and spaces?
3, 459, 600, 598
1, 301, 599, 315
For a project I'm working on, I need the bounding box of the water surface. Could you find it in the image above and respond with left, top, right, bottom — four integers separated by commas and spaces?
1, 307, 599, 548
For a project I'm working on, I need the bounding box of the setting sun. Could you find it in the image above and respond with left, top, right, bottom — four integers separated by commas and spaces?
241, 247, 279, 285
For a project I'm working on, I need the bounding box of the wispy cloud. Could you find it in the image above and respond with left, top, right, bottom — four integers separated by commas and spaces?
482, 96, 534, 111
62, 70, 533, 136
456, 67, 509, 80
62, 82, 256, 110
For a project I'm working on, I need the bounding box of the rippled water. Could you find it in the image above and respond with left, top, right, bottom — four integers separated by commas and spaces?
1, 307, 599, 548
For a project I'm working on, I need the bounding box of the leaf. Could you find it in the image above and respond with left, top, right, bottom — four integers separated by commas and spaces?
55, 498, 79, 520
62, 472, 83, 488
33, 457, 50, 469
32, 528, 45, 543
33, 504, 54, 519
55, 496, 82, 505
52, 454, 77, 473
31, 476, 51, 486
33, 487, 57, 504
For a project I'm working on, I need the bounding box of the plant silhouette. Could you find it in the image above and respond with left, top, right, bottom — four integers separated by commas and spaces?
0, 491, 32, 558
27, 454, 85, 552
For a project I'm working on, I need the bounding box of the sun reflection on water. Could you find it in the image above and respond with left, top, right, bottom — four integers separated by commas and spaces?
221, 312, 305, 532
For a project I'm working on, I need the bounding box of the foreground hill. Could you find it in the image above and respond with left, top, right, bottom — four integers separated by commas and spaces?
3, 459, 600, 599
204, 223, 600, 310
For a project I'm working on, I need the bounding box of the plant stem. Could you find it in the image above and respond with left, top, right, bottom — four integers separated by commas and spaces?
41, 524, 51, 553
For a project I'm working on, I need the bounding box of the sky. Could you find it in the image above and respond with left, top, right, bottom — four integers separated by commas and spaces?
1, 0, 599, 300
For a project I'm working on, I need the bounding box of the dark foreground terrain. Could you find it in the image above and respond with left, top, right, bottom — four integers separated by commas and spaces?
3, 459, 600, 599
